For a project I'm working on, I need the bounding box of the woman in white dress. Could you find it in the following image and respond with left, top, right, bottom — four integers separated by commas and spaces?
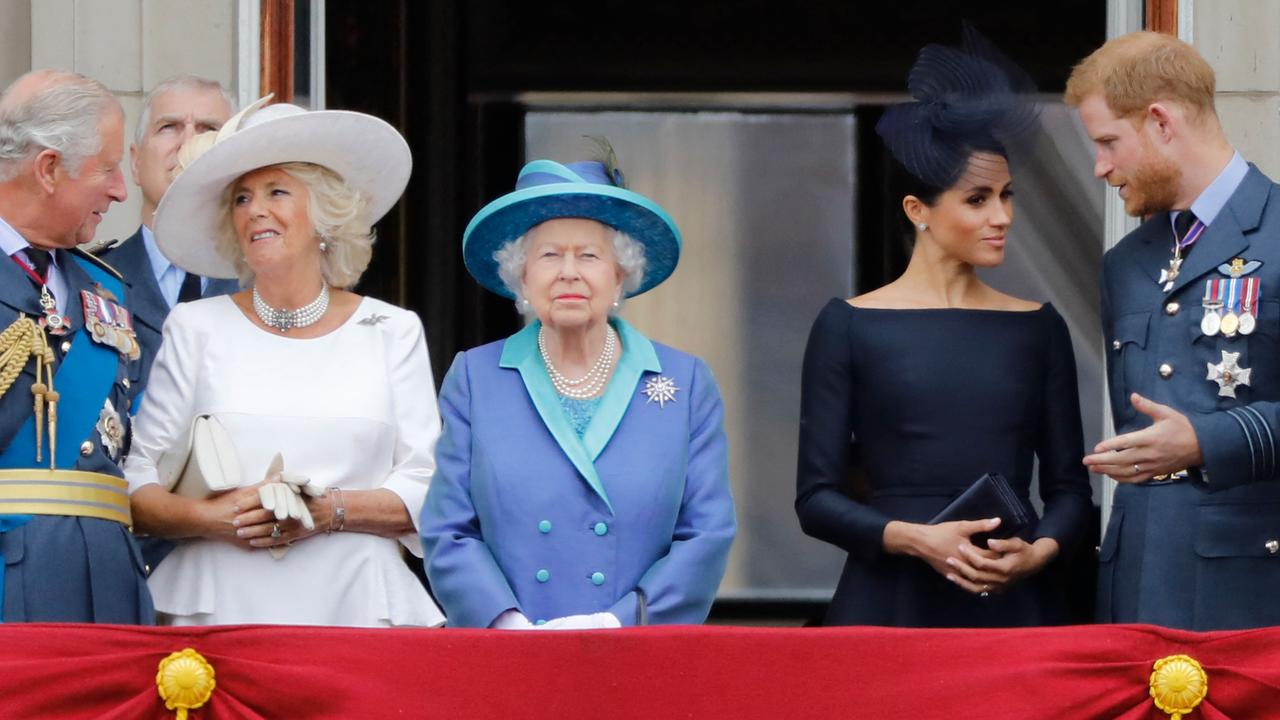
123, 99, 445, 627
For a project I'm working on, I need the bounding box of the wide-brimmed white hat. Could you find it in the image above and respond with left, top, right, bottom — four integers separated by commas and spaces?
153, 97, 412, 279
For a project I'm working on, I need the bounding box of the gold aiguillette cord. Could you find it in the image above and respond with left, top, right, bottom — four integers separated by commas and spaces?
0, 315, 57, 469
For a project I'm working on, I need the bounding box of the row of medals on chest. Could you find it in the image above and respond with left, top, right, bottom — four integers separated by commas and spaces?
1164, 241, 1259, 338
1186, 260, 1259, 339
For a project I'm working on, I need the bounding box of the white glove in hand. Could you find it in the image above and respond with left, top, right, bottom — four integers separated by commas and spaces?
490, 609, 535, 630
281, 470, 327, 499
536, 612, 622, 630
258, 453, 323, 559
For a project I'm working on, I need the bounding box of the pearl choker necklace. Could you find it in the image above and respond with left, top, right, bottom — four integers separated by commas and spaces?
538, 325, 618, 399
252, 285, 330, 332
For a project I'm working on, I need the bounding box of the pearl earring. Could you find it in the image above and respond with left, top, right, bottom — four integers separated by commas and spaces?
517, 298, 532, 313
917, 223, 928, 231
318, 240, 328, 252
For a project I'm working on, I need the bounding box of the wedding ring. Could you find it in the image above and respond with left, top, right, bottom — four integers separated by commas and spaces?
271, 523, 282, 539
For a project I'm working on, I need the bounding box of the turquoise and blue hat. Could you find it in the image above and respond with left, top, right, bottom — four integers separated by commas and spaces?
462, 159, 682, 299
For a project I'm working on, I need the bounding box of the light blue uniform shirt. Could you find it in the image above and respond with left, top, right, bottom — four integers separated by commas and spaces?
141, 225, 206, 309
0, 215, 69, 315
1173, 151, 1249, 231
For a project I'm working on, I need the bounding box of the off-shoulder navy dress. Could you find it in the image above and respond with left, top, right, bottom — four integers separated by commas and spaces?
795, 299, 1092, 627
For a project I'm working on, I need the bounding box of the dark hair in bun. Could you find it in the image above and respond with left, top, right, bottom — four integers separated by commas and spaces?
876, 26, 1038, 200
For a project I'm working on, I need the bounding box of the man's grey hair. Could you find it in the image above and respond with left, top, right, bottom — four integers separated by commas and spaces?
134, 74, 236, 147
494, 224, 647, 316
0, 70, 119, 181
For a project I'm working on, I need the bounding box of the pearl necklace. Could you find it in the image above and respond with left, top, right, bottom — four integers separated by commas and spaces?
252, 284, 330, 332
538, 325, 617, 399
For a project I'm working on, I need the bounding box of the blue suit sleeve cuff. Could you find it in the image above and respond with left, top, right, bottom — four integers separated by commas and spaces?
1189, 409, 1272, 490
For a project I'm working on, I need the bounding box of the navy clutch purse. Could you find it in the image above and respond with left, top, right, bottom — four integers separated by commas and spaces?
929, 472, 1032, 548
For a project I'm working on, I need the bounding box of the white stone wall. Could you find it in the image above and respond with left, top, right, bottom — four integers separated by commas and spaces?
4, 0, 242, 246
1195, 1, 1280, 177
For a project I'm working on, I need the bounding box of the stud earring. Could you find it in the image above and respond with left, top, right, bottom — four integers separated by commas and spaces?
917, 223, 928, 231
318, 240, 328, 252
517, 298, 532, 313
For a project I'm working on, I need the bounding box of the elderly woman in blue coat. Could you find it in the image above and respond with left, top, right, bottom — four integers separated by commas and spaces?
421, 151, 736, 629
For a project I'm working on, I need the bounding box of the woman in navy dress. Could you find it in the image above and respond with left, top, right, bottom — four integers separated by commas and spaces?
795, 33, 1092, 627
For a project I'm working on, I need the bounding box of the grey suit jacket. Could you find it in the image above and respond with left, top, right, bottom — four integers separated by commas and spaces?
1099, 165, 1280, 629
97, 227, 238, 395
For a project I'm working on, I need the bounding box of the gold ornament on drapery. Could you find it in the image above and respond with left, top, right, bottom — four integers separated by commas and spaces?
1149, 654, 1207, 720
0, 315, 57, 467
156, 648, 217, 719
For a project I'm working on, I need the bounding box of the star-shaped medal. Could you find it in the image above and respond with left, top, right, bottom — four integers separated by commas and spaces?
642, 375, 679, 408
1207, 350, 1252, 398
96, 398, 125, 460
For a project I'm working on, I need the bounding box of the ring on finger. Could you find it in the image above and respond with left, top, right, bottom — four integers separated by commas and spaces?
1133, 463, 1141, 474
271, 523, 282, 539
980, 584, 991, 598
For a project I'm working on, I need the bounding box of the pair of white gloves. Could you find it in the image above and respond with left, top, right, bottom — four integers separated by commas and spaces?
257, 453, 327, 559
491, 609, 621, 630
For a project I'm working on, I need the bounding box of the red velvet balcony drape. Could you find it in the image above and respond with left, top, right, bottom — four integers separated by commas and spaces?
0, 623, 1275, 719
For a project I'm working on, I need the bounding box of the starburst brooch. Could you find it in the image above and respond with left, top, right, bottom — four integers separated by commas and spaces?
642, 375, 679, 408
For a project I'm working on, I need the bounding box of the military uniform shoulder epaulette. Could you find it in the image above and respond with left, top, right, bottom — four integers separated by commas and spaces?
69, 247, 124, 280
83, 236, 125, 257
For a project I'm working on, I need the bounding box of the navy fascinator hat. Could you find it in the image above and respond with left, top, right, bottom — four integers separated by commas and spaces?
875, 26, 1040, 190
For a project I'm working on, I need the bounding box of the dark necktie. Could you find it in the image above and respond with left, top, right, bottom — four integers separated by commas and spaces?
24, 247, 54, 296
1174, 210, 1200, 254
24, 247, 52, 281
177, 271, 203, 303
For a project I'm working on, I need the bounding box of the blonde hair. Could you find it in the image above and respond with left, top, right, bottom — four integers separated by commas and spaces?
215, 162, 373, 288
1065, 31, 1216, 121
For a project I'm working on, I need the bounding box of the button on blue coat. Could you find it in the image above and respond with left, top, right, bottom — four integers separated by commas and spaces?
421, 318, 736, 627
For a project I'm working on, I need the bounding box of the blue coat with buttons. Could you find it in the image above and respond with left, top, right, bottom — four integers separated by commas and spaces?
1100, 165, 1280, 630
421, 318, 736, 628
0, 247, 153, 624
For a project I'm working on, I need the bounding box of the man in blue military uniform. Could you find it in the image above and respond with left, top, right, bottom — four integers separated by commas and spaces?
0, 69, 153, 623
1069, 32, 1280, 630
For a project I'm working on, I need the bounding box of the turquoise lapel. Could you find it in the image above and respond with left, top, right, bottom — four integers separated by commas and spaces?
500, 321, 614, 512
581, 317, 661, 462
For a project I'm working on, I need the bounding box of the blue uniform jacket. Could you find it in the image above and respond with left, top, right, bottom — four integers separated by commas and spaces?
0, 247, 152, 623
1100, 165, 1280, 630
421, 318, 736, 627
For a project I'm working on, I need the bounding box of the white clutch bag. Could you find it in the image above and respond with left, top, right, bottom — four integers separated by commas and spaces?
157, 414, 242, 499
